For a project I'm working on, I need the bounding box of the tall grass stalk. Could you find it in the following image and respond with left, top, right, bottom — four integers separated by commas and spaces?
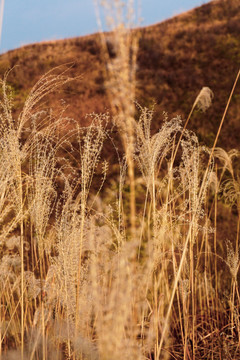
95, 0, 139, 237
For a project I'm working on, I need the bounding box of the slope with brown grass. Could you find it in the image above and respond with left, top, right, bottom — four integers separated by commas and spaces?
0, 0, 239, 150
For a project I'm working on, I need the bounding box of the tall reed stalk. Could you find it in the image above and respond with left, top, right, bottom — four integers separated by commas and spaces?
95, 0, 139, 237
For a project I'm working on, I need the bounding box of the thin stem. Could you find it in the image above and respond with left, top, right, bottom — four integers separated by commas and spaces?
208, 69, 240, 168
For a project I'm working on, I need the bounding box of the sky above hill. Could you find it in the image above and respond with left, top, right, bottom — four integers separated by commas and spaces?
0, 0, 210, 53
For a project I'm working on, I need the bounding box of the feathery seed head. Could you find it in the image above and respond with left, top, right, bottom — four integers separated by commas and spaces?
226, 239, 239, 279
194, 87, 214, 112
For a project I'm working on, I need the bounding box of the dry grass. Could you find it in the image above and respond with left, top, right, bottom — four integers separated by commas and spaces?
0, 1, 240, 360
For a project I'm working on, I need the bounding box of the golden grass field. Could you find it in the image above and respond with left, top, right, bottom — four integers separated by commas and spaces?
0, 1, 240, 359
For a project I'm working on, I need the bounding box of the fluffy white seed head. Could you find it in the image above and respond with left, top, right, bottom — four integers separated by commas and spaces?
194, 87, 214, 112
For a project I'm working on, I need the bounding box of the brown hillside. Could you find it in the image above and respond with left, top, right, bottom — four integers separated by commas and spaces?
0, 0, 239, 150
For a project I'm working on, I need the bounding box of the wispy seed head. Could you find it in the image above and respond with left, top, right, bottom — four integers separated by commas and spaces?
194, 87, 214, 112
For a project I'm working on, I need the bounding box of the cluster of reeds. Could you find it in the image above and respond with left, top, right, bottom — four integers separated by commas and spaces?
0, 1, 240, 359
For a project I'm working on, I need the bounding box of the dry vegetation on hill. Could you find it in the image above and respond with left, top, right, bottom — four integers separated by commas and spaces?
0, 0, 239, 149
0, 0, 240, 359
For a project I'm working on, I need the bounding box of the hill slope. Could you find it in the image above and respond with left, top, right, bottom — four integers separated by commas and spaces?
0, 0, 239, 150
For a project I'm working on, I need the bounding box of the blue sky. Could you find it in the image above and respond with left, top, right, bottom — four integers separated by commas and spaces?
1, 0, 210, 53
